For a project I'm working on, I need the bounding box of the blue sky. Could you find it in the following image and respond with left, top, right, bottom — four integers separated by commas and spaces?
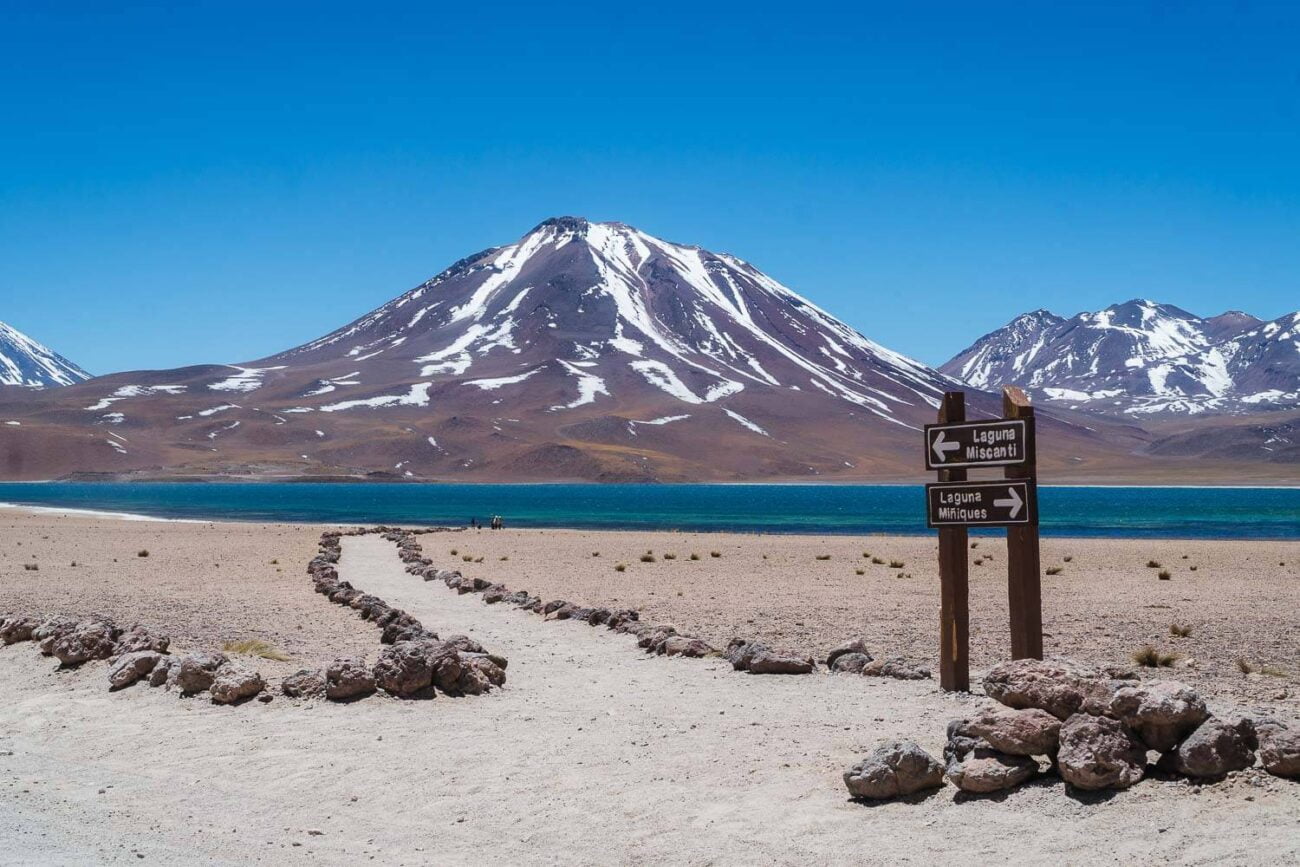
2, 1, 1297, 375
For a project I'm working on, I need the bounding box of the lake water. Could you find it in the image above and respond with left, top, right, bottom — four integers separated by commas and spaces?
0, 482, 1296, 539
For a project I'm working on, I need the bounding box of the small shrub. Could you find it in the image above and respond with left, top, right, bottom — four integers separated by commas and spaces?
270, 559, 278, 565
855, 568, 865, 576
1260, 664, 1288, 677
862, 551, 871, 558
640, 554, 656, 563
710, 551, 721, 558
973, 557, 984, 565
23, 563, 39, 571
1132, 645, 1179, 668
450, 549, 458, 556
1045, 566, 1062, 576
1181, 555, 1189, 560
1158, 570, 1171, 580
898, 572, 912, 579
1146, 560, 1162, 568
221, 638, 290, 662
462, 555, 473, 562
889, 560, 905, 569
663, 553, 677, 560
871, 557, 885, 565
614, 563, 626, 572
1063, 555, 1073, 563
1237, 658, 1254, 675
815, 554, 831, 561
689, 553, 700, 561
474, 557, 484, 563
1189, 565, 1198, 571
1169, 623, 1192, 637
499, 556, 509, 561
137, 550, 149, 557
592, 552, 600, 557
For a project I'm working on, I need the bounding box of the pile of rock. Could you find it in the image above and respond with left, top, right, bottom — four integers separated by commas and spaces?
302, 527, 509, 699
844, 656, 1300, 801
826, 638, 931, 680
0, 613, 269, 705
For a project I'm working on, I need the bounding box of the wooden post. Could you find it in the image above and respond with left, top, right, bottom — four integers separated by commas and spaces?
1002, 386, 1043, 660
937, 391, 970, 691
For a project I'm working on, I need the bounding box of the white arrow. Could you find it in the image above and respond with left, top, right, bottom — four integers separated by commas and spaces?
931, 431, 960, 463
993, 487, 1024, 519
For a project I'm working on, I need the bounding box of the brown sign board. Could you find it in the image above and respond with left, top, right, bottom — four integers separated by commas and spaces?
923, 419, 1029, 470
925, 479, 1037, 528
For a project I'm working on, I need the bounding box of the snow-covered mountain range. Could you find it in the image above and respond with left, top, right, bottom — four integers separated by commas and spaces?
0, 320, 90, 388
941, 300, 1300, 417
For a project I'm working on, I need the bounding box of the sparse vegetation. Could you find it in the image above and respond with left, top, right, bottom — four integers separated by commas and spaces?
221, 638, 290, 661
689, 553, 700, 561
1063, 555, 1073, 563
137, 550, 149, 557
450, 549, 458, 556
474, 556, 484, 563
640, 554, 656, 563
1158, 570, 1171, 580
815, 554, 831, 561
663, 553, 677, 560
1237, 659, 1287, 677
710, 551, 721, 558
1045, 566, 1062, 576
1189, 565, 1198, 571
614, 563, 626, 572
889, 560, 905, 569
898, 572, 912, 579
592, 552, 600, 557
1237, 658, 1253, 675
499, 556, 509, 561
270, 559, 278, 565
970, 541, 979, 549
23, 563, 38, 571
1132, 645, 1179, 668
973, 557, 984, 565
862, 552, 871, 558
871, 557, 885, 565
1169, 623, 1192, 637
462, 555, 473, 562
1146, 560, 1162, 568
855, 568, 865, 576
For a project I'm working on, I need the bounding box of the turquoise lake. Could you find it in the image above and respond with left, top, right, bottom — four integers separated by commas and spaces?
0, 482, 1296, 539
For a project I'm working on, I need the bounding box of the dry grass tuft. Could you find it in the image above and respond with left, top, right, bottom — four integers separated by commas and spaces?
710, 551, 721, 558
1132, 645, 1179, 668
640, 554, 656, 563
614, 563, 626, 573
1147, 560, 1162, 568
815, 554, 831, 561
855, 568, 865, 576
689, 553, 700, 561
1045, 566, 1063, 576
1158, 570, 1171, 580
137, 549, 149, 557
222, 638, 290, 661
1169, 623, 1193, 637
663, 553, 677, 560
889, 560, 905, 569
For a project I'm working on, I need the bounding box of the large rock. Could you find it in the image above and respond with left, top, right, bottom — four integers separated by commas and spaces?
1161, 717, 1257, 779
724, 638, 767, 671
945, 747, 1038, 794
830, 653, 873, 674
373, 641, 434, 696
172, 651, 229, 695
843, 740, 945, 800
1107, 680, 1208, 752
1255, 718, 1300, 779
1056, 713, 1147, 790
462, 654, 507, 689
0, 616, 39, 645
747, 650, 815, 674
426, 642, 465, 694
281, 669, 327, 698
147, 656, 174, 687
826, 638, 872, 669
112, 625, 170, 655
862, 657, 931, 681
659, 636, 715, 658
325, 657, 375, 701
107, 650, 162, 690
983, 658, 1105, 720
33, 615, 78, 655
209, 663, 265, 704
51, 620, 119, 666
951, 706, 1061, 756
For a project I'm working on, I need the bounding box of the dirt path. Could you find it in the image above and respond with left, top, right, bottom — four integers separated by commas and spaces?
1, 535, 1296, 865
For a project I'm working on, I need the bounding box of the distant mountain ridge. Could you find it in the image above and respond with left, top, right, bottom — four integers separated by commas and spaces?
941, 300, 1299, 417
0, 320, 90, 388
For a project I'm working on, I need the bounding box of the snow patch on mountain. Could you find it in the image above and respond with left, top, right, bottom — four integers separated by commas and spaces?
0, 321, 90, 388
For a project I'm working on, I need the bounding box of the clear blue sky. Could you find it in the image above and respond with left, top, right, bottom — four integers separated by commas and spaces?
2, 1, 1297, 375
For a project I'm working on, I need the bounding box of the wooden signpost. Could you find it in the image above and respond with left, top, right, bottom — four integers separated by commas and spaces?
926, 386, 1043, 692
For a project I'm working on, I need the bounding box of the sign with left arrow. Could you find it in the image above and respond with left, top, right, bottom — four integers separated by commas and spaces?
925, 479, 1037, 528
923, 419, 1030, 470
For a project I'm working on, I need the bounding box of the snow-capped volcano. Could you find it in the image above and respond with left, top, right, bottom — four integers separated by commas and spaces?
941, 300, 1298, 416
0, 320, 90, 388
269, 216, 950, 426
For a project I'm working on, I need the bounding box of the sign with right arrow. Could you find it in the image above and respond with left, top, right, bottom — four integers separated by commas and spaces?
925, 479, 1037, 527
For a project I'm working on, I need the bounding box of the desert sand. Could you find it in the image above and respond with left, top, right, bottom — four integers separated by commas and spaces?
2, 509, 1299, 864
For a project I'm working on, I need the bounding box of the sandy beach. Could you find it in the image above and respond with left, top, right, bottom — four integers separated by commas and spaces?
2, 508, 1299, 864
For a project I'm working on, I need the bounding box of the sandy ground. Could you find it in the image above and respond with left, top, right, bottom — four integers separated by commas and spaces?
1, 510, 1299, 864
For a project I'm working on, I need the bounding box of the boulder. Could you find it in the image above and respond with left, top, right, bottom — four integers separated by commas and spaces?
34, 616, 78, 655
113, 625, 171, 655
951, 706, 1062, 756
724, 638, 768, 671
444, 635, 486, 655
462, 654, 507, 688
945, 747, 1038, 794
637, 626, 677, 652
281, 668, 327, 698
427, 642, 465, 694
107, 650, 162, 690
826, 638, 872, 669
373, 641, 435, 696
147, 657, 174, 687
172, 651, 229, 695
863, 657, 931, 680
210, 663, 265, 704
983, 658, 1104, 720
0, 616, 38, 645
1057, 713, 1147, 790
747, 650, 815, 674
1107, 680, 1208, 752
843, 739, 945, 800
325, 657, 375, 701
1160, 717, 1257, 779
830, 653, 873, 674
51, 620, 119, 666
659, 636, 715, 658
1255, 718, 1300, 779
